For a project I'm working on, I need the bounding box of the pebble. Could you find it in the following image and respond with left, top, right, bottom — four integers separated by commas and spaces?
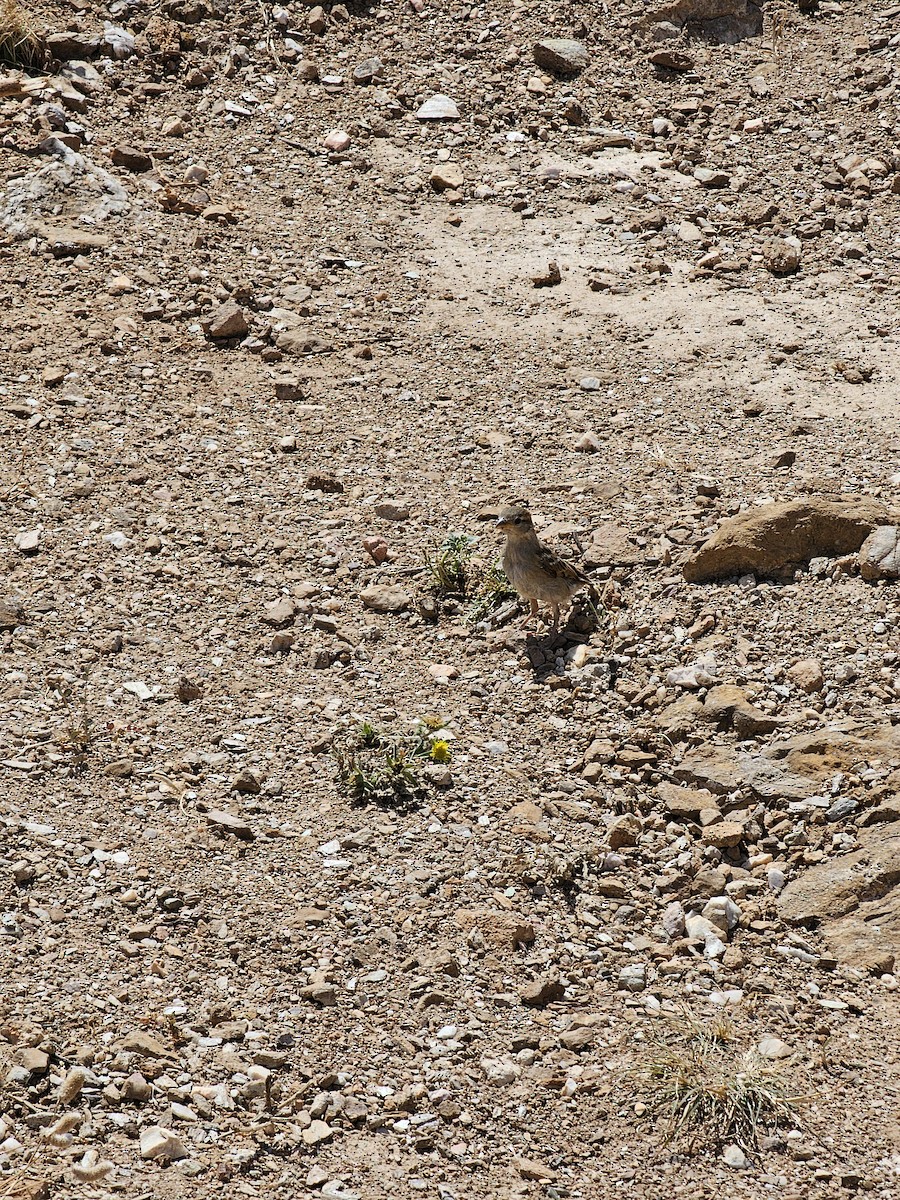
416, 94, 459, 120
139, 1126, 187, 1161
360, 584, 411, 612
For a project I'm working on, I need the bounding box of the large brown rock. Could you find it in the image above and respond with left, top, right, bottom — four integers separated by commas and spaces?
641, 0, 762, 43
779, 823, 900, 972
683, 498, 889, 583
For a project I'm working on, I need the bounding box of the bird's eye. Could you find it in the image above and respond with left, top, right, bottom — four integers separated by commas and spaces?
514, 517, 523, 525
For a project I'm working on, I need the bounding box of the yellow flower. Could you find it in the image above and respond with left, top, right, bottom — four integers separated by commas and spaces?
430, 739, 450, 763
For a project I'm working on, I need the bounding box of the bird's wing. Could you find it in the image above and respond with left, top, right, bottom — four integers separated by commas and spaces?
534, 542, 593, 587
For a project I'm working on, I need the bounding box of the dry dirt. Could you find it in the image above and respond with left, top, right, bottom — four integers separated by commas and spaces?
2, 0, 900, 1197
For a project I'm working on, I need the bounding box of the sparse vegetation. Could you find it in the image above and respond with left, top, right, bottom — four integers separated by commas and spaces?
333, 720, 451, 808
643, 1014, 804, 1150
48, 670, 94, 772
0, 0, 47, 71
423, 532, 517, 625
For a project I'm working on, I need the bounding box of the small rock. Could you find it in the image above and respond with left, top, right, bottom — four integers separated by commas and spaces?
14, 530, 40, 555
323, 129, 351, 152
232, 769, 261, 795
694, 167, 730, 188
205, 810, 255, 841
429, 164, 464, 193
360, 584, 411, 613
308, 6, 326, 33
302, 1120, 333, 1146
788, 658, 824, 693
204, 300, 249, 339
757, 1037, 792, 1060
416, 94, 459, 120
618, 964, 646, 992
723, 1144, 748, 1170
110, 144, 152, 173
512, 1156, 556, 1182
763, 237, 801, 274
121, 1071, 152, 1101
140, 1127, 187, 1161
702, 821, 745, 849
702, 895, 741, 933
859, 526, 900, 581
352, 57, 383, 85
532, 260, 561, 288
262, 598, 296, 627
532, 38, 590, 75
19, 1048, 49, 1075
374, 502, 410, 521
520, 976, 565, 1007
608, 813, 641, 849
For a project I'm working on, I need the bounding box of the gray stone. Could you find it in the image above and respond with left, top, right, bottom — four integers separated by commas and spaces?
532, 39, 590, 75
859, 526, 900, 581
360, 584, 411, 612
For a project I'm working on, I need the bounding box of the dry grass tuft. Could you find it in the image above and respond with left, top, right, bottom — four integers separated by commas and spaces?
0, 0, 47, 71
643, 1013, 805, 1151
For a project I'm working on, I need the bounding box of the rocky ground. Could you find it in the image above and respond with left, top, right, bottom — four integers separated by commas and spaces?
2, 0, 900, 1196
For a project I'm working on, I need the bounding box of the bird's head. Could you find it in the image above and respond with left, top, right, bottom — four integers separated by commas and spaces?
496, 506, 534, 537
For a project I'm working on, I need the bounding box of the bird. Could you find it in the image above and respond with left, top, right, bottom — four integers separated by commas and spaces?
496, 505, 596, 631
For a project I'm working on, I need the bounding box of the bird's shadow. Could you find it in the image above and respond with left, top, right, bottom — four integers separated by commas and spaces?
520, 597, 606, 683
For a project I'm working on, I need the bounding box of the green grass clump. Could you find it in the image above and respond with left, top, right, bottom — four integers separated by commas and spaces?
423, 532, 516, 625
643, 1014, 804, 1151
333, 722, 450, 808
0, 0, 48, 72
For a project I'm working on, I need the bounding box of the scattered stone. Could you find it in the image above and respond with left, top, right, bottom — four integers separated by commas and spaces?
520, 976, 564, 1006
139, 1127, 187, 1161
429, 164, 464, 193
532, 260, 561, 287
416, 94, 459, 120
204, 300, 249, 340
532, 39, 590, 76
110, 145, 152, 173
788, 659, 824, 693
763, 237, 801, 275
360, 584, 411, 612
205, 810, 255, 841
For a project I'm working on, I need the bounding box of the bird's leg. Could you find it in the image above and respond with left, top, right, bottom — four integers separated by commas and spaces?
519, 598, 539, 629
549, 603, 560, 632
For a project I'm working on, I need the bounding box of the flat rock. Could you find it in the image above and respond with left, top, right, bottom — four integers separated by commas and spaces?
416, 94, 459, 120
429, 163, 464, 192
205, 810, 255, 840
641, 1, 763, 44
360, 584, 411, 612
533, 38, 590, 75
455, 908, 535, 949
275, 329, 333, 355
658, 782, 720, 819
858, 526, 900, 580
779, 822, 900, 972
110, 144, 152, 173
521, 976, 565, 1006
683, 498, 889, 582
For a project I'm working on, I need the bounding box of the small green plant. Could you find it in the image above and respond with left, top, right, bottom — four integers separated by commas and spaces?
466, 563, 517, 624
0, 0, 47, 71
48, 669, 93, 772
424, 533, 476, 596
333, 721, 451, 808
643, 1014, 804, 1150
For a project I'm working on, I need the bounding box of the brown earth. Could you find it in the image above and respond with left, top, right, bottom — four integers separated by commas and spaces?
2, 1, 900, 1198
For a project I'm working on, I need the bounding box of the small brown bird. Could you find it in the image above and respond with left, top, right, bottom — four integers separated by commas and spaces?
496, 505, 595, 630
